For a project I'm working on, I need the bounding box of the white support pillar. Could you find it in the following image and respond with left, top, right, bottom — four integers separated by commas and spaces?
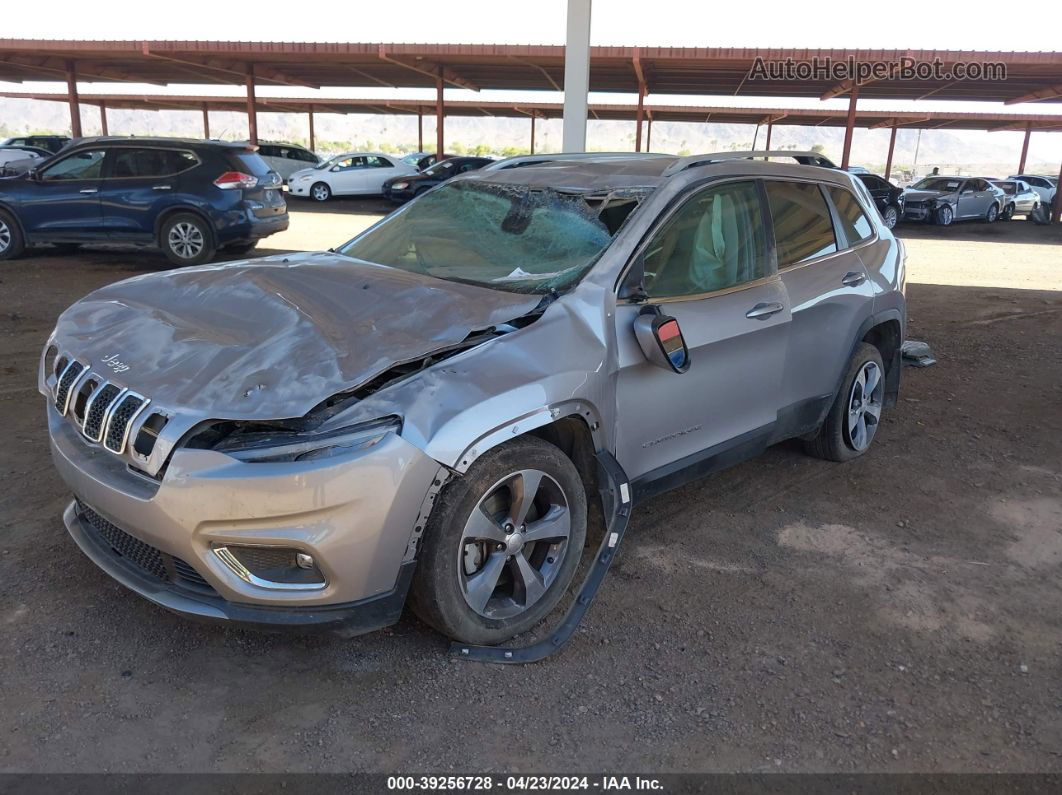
562, 0, 591, 153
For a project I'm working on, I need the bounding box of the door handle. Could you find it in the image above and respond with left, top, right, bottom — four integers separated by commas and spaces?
152, 185, 172, 191
79, 188, 98, 194
745, 301, 784, 320
841, 271, 866, 287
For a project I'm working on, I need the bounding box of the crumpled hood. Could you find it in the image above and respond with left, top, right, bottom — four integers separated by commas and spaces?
903, 189, 953, 202
52, 252, 541, 421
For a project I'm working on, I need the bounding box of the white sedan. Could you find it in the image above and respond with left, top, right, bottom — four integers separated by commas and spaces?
288, 152, 418, 201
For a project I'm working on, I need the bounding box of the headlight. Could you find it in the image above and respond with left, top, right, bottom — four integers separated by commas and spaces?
391, 181, 409, 190
214, 417, 400, 463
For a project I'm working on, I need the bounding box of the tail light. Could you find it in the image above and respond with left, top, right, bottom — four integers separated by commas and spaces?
213, 172, 258, 190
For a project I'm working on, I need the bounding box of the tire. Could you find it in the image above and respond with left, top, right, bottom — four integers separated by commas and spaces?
881, 205, 898, 229
1000, 203, 1014, 221
984, 203, 999, 223
803, 342, 886, 463
310, 182, 331, 202
410, 436, 588, 645
934, 204, 953, 226
224, 242, 258, 257
159, 213, 215, 266
0, 208, 26, 261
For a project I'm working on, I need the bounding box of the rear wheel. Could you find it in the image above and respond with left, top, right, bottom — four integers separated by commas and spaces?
410, 436, 587, 645
0, 209, 25, 261
310, 182, 331, 202
159, 213, 215, 266
804, 343, 886, 463
1000, 203, 1014, 221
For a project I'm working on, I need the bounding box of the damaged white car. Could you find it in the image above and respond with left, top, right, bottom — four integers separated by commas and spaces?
41, 151, 906, 661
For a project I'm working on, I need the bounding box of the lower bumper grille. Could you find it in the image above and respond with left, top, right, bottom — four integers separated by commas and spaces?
76, 501, 216, 595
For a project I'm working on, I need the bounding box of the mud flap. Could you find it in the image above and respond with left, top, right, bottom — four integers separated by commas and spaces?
450, 449, 632, 664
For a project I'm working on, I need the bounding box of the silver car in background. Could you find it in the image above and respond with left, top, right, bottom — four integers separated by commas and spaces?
40, 151, 906, 652
991, 179, 1041, 220
902, 175, 1004, 225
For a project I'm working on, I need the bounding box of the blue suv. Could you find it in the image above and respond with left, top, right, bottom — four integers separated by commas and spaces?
0, 137, 289, 265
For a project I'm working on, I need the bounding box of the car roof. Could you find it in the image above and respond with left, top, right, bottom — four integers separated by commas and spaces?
327, 151, 398, 158
467, 152, 857, 193
68, 136, 252, 150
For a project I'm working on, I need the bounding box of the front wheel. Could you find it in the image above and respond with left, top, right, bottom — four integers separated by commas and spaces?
804, 343, 886, 463
1000, 203, 1014, 221
881, 205, 898, 229
159, 213, 215, 266
934, 204, 953, 226
984, 203, 999, 223
410, 436, 588, 645
310, 182, 331, 202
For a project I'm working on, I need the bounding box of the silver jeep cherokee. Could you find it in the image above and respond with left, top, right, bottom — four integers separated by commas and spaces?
40, 151, 905, 653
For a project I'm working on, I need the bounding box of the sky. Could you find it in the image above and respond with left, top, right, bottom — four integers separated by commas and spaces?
4, 0, 1061, 157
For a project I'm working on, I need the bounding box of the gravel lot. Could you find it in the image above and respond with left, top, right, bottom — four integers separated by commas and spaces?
1, 201, 1060, 773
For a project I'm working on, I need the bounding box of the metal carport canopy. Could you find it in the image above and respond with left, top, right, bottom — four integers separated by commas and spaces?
1, 41, 1061, 104
5, 92, 1062, 132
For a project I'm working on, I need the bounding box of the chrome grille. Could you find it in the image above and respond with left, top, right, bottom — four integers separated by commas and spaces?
54, 361, 85, 414
104, 393, 147, 454
82, 383, 122, 442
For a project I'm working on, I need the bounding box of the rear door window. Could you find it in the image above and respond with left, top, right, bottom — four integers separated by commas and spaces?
827, 186, 874, 245
109, 148, 197, 178
764, 181, 838, 267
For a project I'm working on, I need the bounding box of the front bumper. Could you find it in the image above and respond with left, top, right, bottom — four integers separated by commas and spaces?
49, 406, 442, 633
902, 204, 935, 222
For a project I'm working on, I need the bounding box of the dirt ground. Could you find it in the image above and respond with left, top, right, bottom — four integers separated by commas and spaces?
1, 201, 1060, 773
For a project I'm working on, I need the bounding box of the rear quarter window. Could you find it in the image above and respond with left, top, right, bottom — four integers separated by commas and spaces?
827, 187, 874, 245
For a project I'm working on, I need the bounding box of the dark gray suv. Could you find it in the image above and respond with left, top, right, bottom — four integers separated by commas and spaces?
41, 151, 905, 655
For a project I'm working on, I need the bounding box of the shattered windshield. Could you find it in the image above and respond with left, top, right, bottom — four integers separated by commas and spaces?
338, 181, 618, 294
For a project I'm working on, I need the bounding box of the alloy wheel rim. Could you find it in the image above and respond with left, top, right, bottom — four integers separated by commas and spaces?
884, 207, 898, 228
0, 219, 10, 253
846, 361, 884, 452
458, 469, 571, 620
313, 185, 329, 201
940, 206, 952, 225
168, 222, 204, 259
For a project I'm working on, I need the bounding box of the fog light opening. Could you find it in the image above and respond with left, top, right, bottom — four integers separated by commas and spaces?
212, 544, 326, 591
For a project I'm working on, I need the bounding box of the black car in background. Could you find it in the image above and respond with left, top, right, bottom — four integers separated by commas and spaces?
1, 135, 72, 154
0, 137, 288, 265
854, 173, 904, 229
382, 156, 494, 202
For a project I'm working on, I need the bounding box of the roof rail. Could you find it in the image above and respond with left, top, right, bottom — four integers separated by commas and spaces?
662, 150, 837, 177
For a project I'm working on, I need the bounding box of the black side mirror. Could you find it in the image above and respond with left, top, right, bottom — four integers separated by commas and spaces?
633, 305, 690, 374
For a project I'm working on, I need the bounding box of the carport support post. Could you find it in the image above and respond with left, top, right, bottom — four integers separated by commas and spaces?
1017, 122, 1031, 174
635, 84, 645, 152
65, 60, 82, 138
764, 121, 773, 151
99, 103, 108, 136
1054, 159, 1062, 224
245, 65, 258, 146
308, 107, 316, 152
530, 114, 536, 154
884, 124, 898, 181
840, 84, 859, 169
417, 108, 423, 152
202, 103, 210, 139
435, 67, 445, 161
646, 118, 652, 151
561, 0, 591, 152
